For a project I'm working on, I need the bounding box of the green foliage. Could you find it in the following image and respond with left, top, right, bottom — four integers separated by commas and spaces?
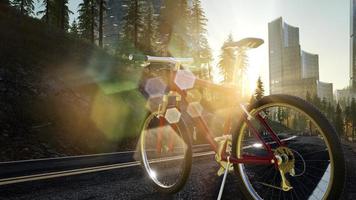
78, 0, 97, 43
69, 19, 79, 37
12, 0, 34, 15
218, 34, 235, 83
97, 0, 107, 48
311, 94, 321, 109
277, 107, 287, 123
37, 0, 71, 30
190, 0, 212, 80
120, 0, 144, 49
351, 98, 356, 137
254, 76, 264, 101
306, 91, 311, 103
140, 0, 159, 54
54, 0, 72, 30
37, 0, 52, 24
334, 103, 344, 136
159, 0, 190, 57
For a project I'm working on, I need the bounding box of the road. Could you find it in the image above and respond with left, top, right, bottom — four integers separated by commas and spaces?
0, 143, 355, 200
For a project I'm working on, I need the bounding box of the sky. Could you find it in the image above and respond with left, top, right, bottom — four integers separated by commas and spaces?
201, 0, 350, 94
35, 0, 350, 94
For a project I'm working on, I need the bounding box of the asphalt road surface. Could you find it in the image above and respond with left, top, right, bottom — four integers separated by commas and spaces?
0, 143, 355, 200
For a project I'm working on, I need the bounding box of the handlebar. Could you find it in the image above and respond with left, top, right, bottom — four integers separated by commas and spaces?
129, 54, 194, 64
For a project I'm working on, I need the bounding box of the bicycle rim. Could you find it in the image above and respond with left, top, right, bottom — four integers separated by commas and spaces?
140, 112, 188, 189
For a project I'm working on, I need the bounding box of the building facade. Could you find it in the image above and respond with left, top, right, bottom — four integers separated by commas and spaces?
268, 17, 333, 102
269, 18, 302, 95
301, 51, 319, 79
351, 0, 356, 90
317, 81, 333, 101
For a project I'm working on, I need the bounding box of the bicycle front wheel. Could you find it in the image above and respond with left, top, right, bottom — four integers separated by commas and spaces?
232, 94, 345, 200
140, 111, 192, 193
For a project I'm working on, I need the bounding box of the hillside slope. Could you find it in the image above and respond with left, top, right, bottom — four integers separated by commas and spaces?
0, 7, 146, 161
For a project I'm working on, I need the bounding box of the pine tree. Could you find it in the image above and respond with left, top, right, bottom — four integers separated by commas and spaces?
218, 34, 235, 83
326, 102, 334, 120
12, 0, 35, 16
277, 107, 287, 123
97, 0, 107, 48
190, 0, 212, 80
312, 94, 321, 110
141, 0, 157, 54
306, 91, 311, 102
159, 0, 175, 54
351, 98, 356, 139
254, 76, 264, 101
345, 105, 351, 137
37, 0, 53, 24
78, 0, 97, 43
334, 103, 344, 136
235, 47, 248, 94
55, 0, 71, 31
321, 97, 327, 113
69, 20, 79, 38
159, 0, 190, 57
121, 0, 144, 49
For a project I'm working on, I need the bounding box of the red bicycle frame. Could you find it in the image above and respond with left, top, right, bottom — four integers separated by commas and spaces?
155, 64, 284, 167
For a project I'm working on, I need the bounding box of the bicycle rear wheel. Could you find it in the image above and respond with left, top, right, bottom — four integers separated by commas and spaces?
140, 111, 192, 193
232, 95, 345, 200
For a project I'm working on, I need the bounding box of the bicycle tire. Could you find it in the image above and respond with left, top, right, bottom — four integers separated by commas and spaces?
232, 94, 345, 200
139, 111, 192, 194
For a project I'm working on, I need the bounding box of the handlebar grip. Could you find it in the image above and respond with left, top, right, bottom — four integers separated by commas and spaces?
128, 54, 148, 62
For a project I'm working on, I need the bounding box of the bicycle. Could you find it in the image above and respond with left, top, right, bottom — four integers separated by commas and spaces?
131, 38, 345, 200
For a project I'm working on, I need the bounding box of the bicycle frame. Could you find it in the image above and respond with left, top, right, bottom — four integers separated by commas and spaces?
149, 59, 284, 168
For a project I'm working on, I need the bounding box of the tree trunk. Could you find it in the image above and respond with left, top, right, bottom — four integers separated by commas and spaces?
20, 0, 24, 14
61, 0, 65, 30
98, 0, 103, 48
45, 0, 49, 24
91, 1, 95, 44
134, 0, 138, 48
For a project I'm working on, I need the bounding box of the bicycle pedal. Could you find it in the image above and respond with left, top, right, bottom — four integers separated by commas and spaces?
217, 161, 233, 176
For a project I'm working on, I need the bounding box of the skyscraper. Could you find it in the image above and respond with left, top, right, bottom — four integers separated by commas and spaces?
268, 17, 302, 95
268, 17, 333, 101
350, 0, 356, 90
301, 51, 319, 79
336, 0, 356, 102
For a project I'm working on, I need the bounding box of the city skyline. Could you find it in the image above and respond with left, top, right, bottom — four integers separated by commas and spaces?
202, 0, 349, 94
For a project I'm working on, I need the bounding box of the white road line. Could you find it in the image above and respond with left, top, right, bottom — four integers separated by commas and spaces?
242, 136, 297, 149
0, 151, 137, 165
0, 151, 215, 186
0, 144, 210, 165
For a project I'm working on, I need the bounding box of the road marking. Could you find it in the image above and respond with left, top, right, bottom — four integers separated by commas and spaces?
242, 136, 297, 149
0, 144, 210, 165
0, 151, 215, 186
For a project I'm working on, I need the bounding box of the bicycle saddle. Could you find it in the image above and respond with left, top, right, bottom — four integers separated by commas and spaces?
223, 37, 264, 49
